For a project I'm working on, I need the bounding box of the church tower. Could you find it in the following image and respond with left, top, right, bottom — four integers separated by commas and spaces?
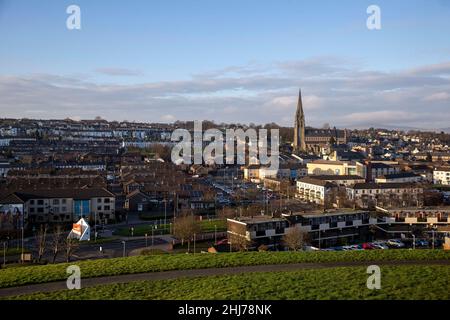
293, 89, 306, 152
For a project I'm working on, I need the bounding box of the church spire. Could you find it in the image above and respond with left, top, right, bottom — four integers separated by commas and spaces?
293, 89, 306, 152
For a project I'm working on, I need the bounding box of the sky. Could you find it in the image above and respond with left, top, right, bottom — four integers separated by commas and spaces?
0, 0, 449, 130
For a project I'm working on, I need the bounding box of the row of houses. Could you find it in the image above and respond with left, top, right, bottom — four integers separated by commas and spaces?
0, 188, 115, 230
227, 208, 450, 248
296, 175, 423, 209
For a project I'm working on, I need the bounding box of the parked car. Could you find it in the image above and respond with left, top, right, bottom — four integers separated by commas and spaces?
414, 239, 428, 247
362, 243, 375, 250
372, 242, 389, 250
387, 239, 405, 248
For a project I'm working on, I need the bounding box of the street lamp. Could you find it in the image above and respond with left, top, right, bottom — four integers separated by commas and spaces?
430, 224, 435, 249
151, 227, 154, 248
412, 234, 416, 250
164, 199, 167, 226
145, 233, 148, 247
3, 242, 6, 268
21, 226, 24, 263
94, 211, 97, 241
193, 233, 196, 255
214, 224, 217, 245
431, 229, 434, 249
122, 241, 126, 257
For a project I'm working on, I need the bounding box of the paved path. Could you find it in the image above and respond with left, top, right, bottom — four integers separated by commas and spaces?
1, 259, 449, 298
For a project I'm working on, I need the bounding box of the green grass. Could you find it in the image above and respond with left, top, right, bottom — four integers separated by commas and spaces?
114, 219, 227, 237
7, 265, 450, 300
0, 250, 448, 289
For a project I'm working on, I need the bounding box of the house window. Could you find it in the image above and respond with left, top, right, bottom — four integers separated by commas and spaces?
104, 198, 110, 203
98, 198, 102, 203
30, 200, 35, 205
62, 199, 67, 204
104, 205, 110, 211
37, 200, 44, 205
53, 199, 59, 205
37, 208, 44, 213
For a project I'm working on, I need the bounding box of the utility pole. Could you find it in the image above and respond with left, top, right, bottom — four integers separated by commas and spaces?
122, 241, 126, 258
21, 227, 24, 263
164, 199, 167, 226
152, 227, 155, 248
193, 233, 196, 255
3, 242, 6, 268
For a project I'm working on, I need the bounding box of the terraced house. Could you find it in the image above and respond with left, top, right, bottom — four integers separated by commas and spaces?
346, 183, 423, 209
0, 188, 115, 225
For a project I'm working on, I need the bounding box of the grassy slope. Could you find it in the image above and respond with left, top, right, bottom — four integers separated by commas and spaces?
8, 265, 450, 300
0, 250, 449, 289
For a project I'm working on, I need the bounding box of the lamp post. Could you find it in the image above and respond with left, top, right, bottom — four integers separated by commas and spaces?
145, 233, 148, 247
412, 234, 416, 250
429, 224, 435, 249
151, 227, 154, 248
193, 233, 196, 255
3, 242, 6, 268
431, 229, 434, 249
94, 211, 97, 241
164, 199, 167, 226
122, 241, 126, 257
21, 226, 24, 263
214, 225, 217, 245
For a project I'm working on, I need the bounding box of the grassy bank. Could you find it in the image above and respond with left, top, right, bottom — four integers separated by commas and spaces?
0, 250, 448, 289
7, 265, 450, 300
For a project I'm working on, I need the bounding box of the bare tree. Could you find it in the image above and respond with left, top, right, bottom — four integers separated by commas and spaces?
173, 215, 200, 252
64, 237, 79, 263
50, 225, 63, 263
229, 233, 250, 252
283, 227, 308, 251
35, 224, 48, 263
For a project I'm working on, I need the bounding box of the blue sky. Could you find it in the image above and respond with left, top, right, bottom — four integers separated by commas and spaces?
1, 0, 449, 129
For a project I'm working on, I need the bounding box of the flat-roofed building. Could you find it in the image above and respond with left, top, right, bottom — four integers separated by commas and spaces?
434, 167, 450, 185
307, 160, 366, 179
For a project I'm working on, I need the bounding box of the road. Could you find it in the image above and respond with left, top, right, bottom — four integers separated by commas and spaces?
0, 259, 449, 298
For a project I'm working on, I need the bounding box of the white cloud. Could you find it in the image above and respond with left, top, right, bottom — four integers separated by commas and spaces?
1, 58, 450, 129
424, 92, 450, 101
95, 68, 142, 77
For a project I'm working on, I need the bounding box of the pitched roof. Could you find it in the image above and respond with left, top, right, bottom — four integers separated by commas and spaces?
351, 183, 419, 190
297, 177, 336, 188
0, 193, 24, 204
312, 175, 365, 181
12, 188, 114, 201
